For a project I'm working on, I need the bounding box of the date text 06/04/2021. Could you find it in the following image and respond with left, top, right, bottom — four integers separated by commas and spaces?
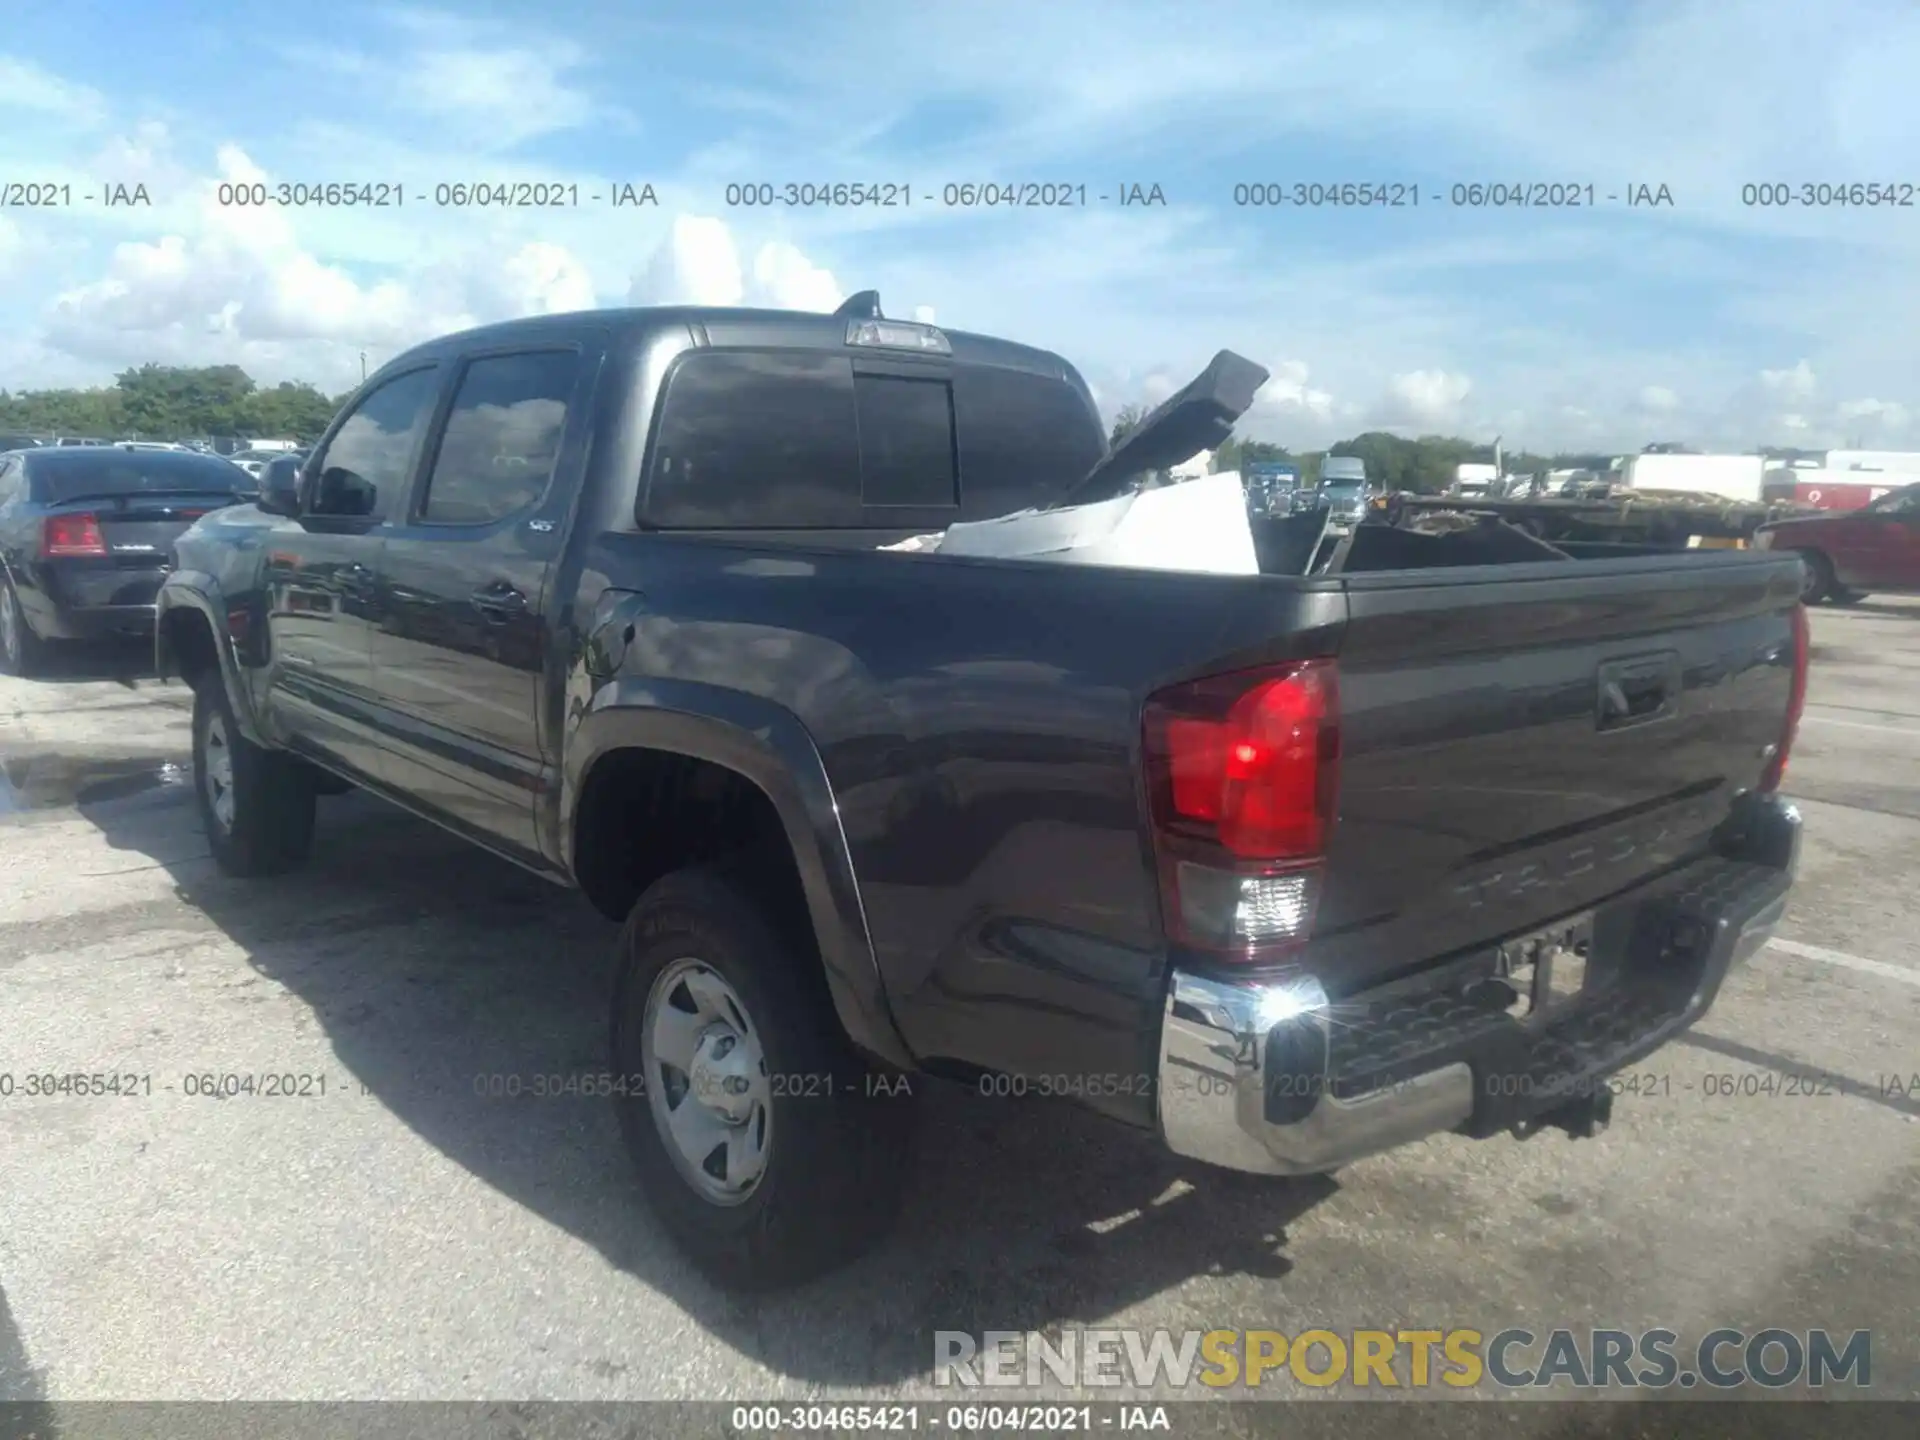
1228, 181, 1676, 208
205, 180, 663, 208
722, 182, 1169, 208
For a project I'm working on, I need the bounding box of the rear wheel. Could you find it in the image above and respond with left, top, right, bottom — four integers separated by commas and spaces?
1796, 550, 1836, 604
192, 680, 317, 876
0, 580, 48, 677
609, 867, 915, 1290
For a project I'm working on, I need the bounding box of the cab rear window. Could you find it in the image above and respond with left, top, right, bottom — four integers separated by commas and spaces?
641, 348, 1103, 528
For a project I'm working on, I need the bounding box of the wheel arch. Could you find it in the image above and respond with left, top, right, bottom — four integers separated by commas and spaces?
156, 577, 268, 745
563, 680, 914, 1072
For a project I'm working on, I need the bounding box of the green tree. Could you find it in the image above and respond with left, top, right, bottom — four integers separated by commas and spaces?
233, 381, 339, 439
0, 365, 343, 444
1109, 402, 1151, 447
115, 363, 256, 437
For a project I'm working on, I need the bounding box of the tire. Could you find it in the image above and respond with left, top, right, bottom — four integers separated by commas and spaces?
1796, 550, 1836, 605
0, 578, 48, 678
609, 867, 915, 1290
191, 679, 317, 876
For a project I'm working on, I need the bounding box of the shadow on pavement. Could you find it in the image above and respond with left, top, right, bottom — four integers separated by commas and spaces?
77, 779, 1339, 1388
22, 638, 154, 687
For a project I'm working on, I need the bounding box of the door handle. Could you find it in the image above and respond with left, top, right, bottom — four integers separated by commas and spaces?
470, 584, 527, 622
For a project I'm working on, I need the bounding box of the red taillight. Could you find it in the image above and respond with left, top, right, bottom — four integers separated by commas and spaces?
41, 512, 106, 557
1759, 603, 1809, 793
1143, 660, 1340, 958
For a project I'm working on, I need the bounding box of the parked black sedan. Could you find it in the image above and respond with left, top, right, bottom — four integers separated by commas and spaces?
0, 446, 255, 675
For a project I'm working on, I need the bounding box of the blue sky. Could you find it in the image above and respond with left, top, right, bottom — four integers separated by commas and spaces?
3, 0, 1920, 450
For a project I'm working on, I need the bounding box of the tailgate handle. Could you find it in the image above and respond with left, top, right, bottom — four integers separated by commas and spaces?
1595, 652, 1681, 732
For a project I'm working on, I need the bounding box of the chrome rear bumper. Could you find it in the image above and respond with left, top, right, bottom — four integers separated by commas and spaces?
1158, 970, 1474, 1175
1156, 798, 1801, 1176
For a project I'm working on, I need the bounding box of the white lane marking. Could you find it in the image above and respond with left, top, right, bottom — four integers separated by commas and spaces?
1765, 936, 1920, 987
1799, 714, 1920, 736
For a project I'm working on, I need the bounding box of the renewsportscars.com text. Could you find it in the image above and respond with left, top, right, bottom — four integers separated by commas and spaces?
934, 1327, 1871, 1391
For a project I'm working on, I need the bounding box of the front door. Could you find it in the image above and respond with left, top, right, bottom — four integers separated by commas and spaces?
370, 343, 598, 861
263, 364, 444, 782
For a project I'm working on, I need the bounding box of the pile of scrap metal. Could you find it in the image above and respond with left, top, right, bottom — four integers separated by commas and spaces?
1375, 485, 1820, 550
1326, 509, 1570, 571
1249, 502, 1571, 576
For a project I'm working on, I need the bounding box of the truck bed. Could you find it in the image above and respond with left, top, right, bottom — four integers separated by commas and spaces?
577, 533, 1804, 1123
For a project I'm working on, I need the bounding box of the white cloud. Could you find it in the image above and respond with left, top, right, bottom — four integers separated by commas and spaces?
276, 13, 611, 151
1637, 385, 1680, 412
1139, 372, 1180, 407
628, 216, 842, 313
482, 241, 598, 316
38, 145, 608, 387
1376, 369, 1473, 427
1835, 397, 1911, 432
1760, 359, 1817, 401
405, 46, 594, 144
1253, 358, 1335, 420
912, 305, 937, 323
0, 56, 106, 126
630, 215, 742, 305
750, 240, 842, 312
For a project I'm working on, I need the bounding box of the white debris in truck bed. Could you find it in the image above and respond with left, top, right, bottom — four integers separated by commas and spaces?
876, 472, 1259, 575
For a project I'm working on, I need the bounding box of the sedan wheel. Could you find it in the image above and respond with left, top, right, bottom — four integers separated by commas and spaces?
1797, 550, 1836, 605
0, 586, 17, 669
0, 583, 42, 677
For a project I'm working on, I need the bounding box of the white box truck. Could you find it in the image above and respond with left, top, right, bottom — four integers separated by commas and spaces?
1620, 453, 1766, 503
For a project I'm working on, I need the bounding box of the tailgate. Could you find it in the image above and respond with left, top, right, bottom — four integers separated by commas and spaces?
1309, 552, 1802, 993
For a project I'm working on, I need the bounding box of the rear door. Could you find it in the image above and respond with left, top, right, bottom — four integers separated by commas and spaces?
1851, 486, 1920, 590
1308, 554, 1802, 995
370, 340, 601, 860
1813, 512, 1881, 588
263, 364, 443, 781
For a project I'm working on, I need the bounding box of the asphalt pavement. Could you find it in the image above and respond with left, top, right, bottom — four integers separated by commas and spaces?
0, 602, 1915, 1430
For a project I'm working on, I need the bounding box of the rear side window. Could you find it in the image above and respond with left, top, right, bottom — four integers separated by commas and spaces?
854, 373, 957, 507
419, 351, 579, 524
646, 351, 862, 527
950, 367, 1104, 520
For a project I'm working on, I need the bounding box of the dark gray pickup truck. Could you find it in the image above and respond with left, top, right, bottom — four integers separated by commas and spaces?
157, 296, 1807, 1290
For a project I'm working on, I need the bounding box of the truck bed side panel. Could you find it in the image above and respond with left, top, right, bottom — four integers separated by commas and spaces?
581, 532, 1341, 1123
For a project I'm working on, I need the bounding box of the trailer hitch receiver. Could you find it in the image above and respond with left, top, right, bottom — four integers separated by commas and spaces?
1512, 1086, 1613, 1141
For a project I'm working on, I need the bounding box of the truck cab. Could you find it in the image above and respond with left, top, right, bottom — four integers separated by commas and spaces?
1317, 457, 1373, 529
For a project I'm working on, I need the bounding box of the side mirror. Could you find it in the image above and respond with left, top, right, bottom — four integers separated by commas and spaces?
257, 455, 304, 516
